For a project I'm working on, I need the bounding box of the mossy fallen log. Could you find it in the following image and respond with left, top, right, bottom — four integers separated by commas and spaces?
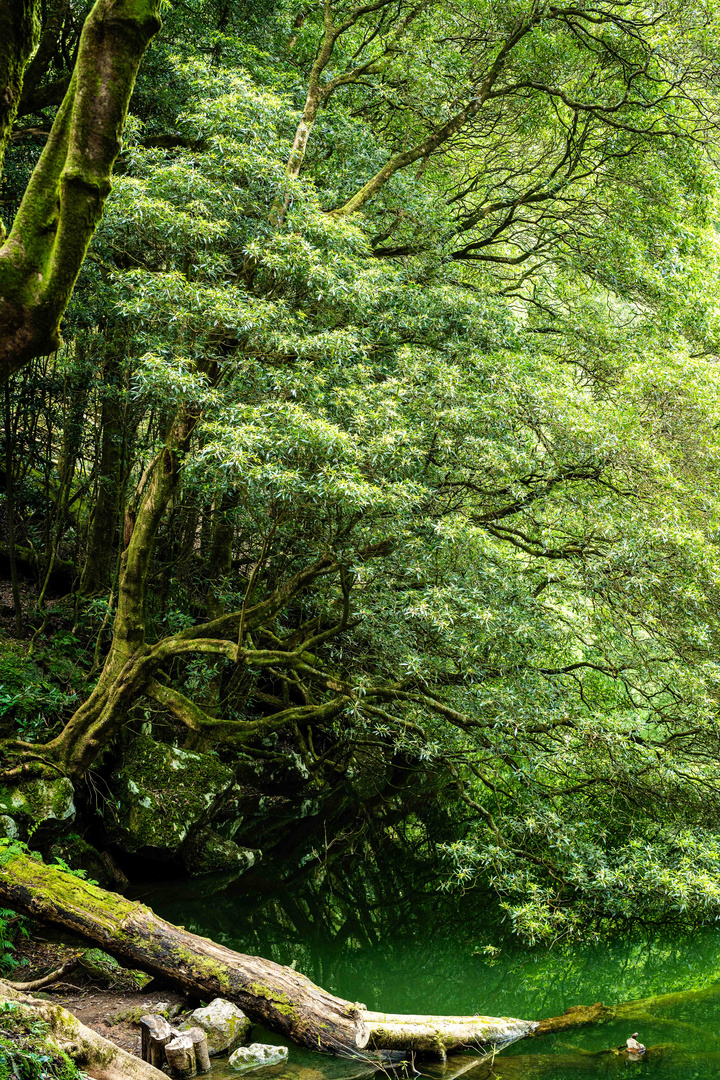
530, 981, 720, 1036
361, 1012, 533, 1055
0, 980, 166, 1080
0, 848, 535, 1057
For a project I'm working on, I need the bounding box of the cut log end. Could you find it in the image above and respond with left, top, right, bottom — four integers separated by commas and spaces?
186, 1026, 211, 1074
140, 1014, 211, 1077
139, 1013, 175, 1069
166, 1033, 197, 1080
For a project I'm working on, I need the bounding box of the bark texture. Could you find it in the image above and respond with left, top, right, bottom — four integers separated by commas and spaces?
0, 0, 39, 191
80, 367, 124, 595
0, 0, 162, 381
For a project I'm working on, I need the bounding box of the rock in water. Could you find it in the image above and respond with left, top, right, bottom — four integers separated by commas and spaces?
228, 1044, 289, 1072
181, 826, 258, 876
182, 998, 251, 1055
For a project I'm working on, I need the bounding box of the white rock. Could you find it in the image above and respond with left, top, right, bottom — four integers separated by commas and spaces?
183, 998, 251, 1055
228, 1044, 288, 1072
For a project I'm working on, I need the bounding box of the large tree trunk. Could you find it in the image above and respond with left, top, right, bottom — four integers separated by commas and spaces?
0, 0, 162, 381
0, 0, 39, 188
0, 850, 534, 1057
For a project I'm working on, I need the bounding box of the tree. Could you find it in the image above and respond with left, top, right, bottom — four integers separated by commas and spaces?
3, 0, 720, 942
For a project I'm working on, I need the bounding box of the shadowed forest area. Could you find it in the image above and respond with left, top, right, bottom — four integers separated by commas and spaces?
4, 1, 720, 1074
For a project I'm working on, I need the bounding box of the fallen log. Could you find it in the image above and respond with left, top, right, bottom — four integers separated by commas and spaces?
361, 1012, 533, 1055
4, 846, 707, 1061
530, 980, 720, 1037
0, 980, 166, 1080
0, 847, 534, 1057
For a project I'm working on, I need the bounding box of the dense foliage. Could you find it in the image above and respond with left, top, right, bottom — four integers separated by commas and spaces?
4, 0, 720, 943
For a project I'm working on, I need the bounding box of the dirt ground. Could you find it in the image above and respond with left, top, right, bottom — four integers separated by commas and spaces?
11, 932, 193, 1057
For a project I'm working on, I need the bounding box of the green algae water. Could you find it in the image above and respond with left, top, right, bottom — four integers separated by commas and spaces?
145, 881, 720, 1080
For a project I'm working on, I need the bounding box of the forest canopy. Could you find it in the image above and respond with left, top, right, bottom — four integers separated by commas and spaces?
3, 0, 720, 945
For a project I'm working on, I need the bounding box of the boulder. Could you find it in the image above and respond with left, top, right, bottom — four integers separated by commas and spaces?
105, 736, 234, 857
181, 998, 251, 1056
0, 777, 75, 842
181, 827, 260, 877
228, 1044, 288, 1072
0, 815, 19, 839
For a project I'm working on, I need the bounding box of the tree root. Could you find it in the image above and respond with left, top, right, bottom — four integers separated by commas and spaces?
4, 954, 80, 990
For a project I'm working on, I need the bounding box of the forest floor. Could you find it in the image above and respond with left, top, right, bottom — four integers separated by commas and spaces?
11, 932, 190, 1056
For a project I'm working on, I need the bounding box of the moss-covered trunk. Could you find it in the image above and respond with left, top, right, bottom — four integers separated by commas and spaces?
0, 980, 166, 1080
0, 0, 162, 380
80, 361, 125, 595
0, 0, 39, 193
206, 492, 237, 618
1, 410, 195, 782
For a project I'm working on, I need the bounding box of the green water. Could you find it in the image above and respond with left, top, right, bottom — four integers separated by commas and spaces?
146, 881, 720, 1080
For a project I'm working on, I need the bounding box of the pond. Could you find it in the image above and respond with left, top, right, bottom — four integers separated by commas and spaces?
141, 877, 720, 1080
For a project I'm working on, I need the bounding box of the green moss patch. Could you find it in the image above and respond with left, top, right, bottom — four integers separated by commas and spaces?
0, 779, 75, 840
0, 1002, 84, 1080
106, 736, 234, 855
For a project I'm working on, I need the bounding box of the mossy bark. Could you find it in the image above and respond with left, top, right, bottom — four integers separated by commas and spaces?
0, 409, 195, 781
0, 0, 162, 380
206, 493, 237, 618
80, 362, 125, 595
0, 980, 166, 1080
0, 0, 40, 203
17, 0, 71, 118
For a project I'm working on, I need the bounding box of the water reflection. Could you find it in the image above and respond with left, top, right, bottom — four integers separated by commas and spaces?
144, 877, 720, 1080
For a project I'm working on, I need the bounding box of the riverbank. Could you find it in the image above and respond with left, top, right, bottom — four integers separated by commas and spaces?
10, 930, 189, 1058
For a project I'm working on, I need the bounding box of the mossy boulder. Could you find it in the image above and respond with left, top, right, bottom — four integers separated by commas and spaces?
105, 736, 234, 857
181, 998, 251, 1055
0, 815, 19, 839
0, 777, 75, 842
181, 826, 260, 877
